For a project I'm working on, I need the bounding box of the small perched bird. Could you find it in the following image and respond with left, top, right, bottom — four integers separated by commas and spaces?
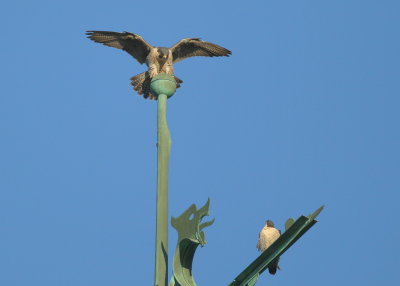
256, 220, 281, 275
86, 31, 231, 99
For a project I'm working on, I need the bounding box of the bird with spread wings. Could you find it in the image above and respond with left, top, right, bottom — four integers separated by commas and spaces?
86, 31, 231, 99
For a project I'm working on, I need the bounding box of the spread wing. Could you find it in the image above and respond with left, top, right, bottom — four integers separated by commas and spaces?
170, 38, 231, 63
86, 31, 153, 64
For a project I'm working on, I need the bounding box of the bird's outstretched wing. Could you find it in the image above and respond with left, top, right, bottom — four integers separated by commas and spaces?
86, 31, 153, 64
170, 38, 231, 63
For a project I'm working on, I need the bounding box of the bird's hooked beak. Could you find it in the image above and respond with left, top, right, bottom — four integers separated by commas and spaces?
163, 55, 168, 59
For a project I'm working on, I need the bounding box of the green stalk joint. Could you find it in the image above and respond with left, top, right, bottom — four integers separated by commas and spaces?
151, 73, 177, 98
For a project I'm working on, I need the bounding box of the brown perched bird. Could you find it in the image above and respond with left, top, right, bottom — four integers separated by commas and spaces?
256, 220, 281, 275
86, 31, 231, 99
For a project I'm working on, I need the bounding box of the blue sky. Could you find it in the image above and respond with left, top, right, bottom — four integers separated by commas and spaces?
1, 0, 399, 285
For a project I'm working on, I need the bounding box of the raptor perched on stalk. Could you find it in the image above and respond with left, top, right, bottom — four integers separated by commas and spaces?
86, 31, 231, 99
257, 220, 281, 275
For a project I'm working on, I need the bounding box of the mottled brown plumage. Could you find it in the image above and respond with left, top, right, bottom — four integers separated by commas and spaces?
86, 31, 231, 99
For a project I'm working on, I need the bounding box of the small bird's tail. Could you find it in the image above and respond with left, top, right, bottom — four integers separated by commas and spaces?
130, 72, 183, 100
130, 72, 153, 99
268, 258, 280, 275
268, 265, 277, 275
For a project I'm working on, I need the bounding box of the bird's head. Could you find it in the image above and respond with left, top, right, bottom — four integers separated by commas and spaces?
157, 47, 169, 59
266, 220, 275, 227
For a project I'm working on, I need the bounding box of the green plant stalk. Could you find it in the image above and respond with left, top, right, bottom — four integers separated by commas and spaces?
228, 206, 324, 286
155, 93, 171, 286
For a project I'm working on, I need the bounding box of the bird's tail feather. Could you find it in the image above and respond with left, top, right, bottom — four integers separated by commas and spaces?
268, 265, 277, 275
268, 258, 280, 275
130, 72, 183, 100
130, 72, 153, 99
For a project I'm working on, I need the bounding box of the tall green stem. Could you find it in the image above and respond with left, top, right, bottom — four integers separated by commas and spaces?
150, 73, 176, 286
155, 93, 171, 286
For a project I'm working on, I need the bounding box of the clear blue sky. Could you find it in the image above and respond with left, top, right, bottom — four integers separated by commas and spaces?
1, 1, 399, 285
